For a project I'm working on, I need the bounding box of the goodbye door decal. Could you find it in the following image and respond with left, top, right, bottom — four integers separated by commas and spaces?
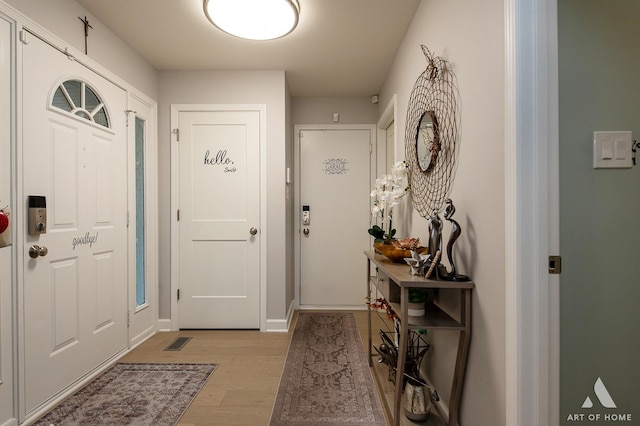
72, 231, 98, 250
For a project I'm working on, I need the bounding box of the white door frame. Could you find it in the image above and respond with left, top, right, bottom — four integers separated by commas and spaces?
0, 9, 16, 426
377, 94, 398, 174
293, 124, 376, 309
170, 104, 267, 331
505, 0, 559, 424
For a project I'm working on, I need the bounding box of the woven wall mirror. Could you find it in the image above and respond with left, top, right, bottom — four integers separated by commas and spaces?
405, 45, 459, 220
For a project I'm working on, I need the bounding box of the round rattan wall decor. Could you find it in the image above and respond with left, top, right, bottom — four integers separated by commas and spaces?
405, 45, 459, 220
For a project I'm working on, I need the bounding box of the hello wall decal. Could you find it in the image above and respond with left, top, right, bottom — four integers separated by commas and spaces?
204, 149, 237, 173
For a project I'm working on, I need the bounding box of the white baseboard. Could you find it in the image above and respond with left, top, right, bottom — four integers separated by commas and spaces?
0, 418, 18, 426
265, 318, 288, 332
129, 326, 155, 349
299, 305, 367, 311
157, 318, 172, 332
129, 328, 156, 351
265, 301, 296, 332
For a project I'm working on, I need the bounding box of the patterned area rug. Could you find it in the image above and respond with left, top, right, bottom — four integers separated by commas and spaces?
270, 312, 386, 425
34, 363, 217, 426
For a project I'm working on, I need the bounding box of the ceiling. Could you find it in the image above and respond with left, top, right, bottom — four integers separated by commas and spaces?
74, 0, 421, 97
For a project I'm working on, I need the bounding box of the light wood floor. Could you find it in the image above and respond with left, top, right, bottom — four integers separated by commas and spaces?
119, 310, 375, 426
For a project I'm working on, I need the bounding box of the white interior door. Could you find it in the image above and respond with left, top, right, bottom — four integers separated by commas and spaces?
22, 35, 128, 414
177, 108, 261, 329
298, 126, 374, 307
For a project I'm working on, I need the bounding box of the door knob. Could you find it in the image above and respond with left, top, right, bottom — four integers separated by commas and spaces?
29, 245, 48, 258
249, 227, 258, 236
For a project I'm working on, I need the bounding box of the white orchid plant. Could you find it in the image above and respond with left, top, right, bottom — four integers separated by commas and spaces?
368, 161, 410, 243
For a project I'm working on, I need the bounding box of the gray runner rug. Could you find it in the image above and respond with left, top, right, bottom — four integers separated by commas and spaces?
270, 312, 386, 425
34, 363, 217, 425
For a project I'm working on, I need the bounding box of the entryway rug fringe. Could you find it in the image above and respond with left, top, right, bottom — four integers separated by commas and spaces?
34, 363, 217, 426
270, 312, 386, 425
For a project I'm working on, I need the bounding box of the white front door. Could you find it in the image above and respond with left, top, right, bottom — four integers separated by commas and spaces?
22, 35, 128, 414
297, 126, 374, 307
175, 107, 262, 329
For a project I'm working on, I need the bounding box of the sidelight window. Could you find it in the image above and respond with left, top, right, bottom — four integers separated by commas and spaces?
135, 116, 146, 307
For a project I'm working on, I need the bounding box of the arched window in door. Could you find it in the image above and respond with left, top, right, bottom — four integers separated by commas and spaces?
51, 79, 110, 128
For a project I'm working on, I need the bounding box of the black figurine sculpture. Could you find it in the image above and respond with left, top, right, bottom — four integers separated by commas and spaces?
442, 198, 469, 281
428, 210, 442, 261
426, 211, 449, 279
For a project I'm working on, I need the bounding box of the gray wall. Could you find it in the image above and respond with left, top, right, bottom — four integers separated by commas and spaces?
4, 0, 158, 100
558, 1, 640, 422
158, 70, 290, 323
292, 97, 379, 125
379, 0, 506, 425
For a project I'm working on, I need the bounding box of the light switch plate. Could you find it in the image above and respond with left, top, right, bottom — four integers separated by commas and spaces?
593, 131, 633, 168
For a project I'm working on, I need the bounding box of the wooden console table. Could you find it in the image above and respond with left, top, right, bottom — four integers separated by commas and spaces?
365, 250, 473, 426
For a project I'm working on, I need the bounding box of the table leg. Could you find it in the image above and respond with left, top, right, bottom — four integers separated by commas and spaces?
394, 286, 409, 425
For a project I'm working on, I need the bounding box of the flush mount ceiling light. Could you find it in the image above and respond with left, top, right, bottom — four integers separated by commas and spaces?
203, 0, 300, 41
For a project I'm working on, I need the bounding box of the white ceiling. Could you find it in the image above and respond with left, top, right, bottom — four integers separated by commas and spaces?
74, 0, 421, 97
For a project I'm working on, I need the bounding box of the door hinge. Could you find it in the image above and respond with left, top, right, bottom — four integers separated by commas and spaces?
127, 211, 130, 227
370, 143, 373, 154
177, 209, 180, 221
549, 255, 562, 274
172, 128, 180, 141
177, 288, 181, 301
124, 109, 137, 127
127, 310, 130, 327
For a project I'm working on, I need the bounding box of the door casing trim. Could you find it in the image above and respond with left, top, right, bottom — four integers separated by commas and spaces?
504, 0, 559, 424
